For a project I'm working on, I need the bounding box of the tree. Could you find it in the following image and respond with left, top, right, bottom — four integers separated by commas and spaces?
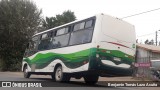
136, 39, 138, 43
150, 39, 154, 45
0, 0, 42, 71
42, 17, 55, 30
144, 39, 149, 44
147, 39, 154, 45
42, 10, 76, 29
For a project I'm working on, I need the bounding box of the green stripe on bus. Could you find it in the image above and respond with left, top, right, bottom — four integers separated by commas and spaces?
23, 48, 134, 69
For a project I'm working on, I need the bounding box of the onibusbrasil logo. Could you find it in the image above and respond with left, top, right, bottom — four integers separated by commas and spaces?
1, 82, 42, 87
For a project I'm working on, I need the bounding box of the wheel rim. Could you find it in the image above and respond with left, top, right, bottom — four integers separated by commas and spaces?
55, 67, 62, 81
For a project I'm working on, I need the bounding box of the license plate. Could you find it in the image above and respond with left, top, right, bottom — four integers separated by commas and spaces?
113, 57, 121, 61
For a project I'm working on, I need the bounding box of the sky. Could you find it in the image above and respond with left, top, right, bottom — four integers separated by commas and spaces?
33, 0, 160, 44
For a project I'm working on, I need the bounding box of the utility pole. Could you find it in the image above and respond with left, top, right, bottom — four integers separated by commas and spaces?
156, 31, 158, 46
156, 30, 160, 46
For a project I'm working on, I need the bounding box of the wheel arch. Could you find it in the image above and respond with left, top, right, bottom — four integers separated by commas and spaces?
23, 63, 28, 72
54, 63, 62, 72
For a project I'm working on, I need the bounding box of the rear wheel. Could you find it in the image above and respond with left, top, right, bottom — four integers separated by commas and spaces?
54, 65, 70, 82
23, 66, 31, 78
84, 74, 99, 85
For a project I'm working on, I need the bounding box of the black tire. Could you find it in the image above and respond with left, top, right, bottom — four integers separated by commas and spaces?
23, 66, 31, 78
84, 74, 99, 85
54, 65, 70, 82
51, 73, 55, 81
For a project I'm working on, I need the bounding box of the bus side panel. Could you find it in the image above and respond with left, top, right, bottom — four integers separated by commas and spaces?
22, 44, 93, 73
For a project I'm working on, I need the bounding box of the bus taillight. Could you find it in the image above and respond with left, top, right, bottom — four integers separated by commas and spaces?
97, 45, 100, 48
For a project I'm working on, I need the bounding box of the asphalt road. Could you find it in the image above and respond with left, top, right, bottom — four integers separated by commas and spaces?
0, 72, 159, 90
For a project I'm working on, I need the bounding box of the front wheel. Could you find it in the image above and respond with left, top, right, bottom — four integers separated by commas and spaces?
54, 65, 70, 82
84, 74, 99, 85
23, 66, 31, 78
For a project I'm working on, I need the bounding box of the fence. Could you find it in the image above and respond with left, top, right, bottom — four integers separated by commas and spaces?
133, 57, 160, 80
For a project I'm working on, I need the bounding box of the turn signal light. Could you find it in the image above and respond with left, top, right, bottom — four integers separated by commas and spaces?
83, 61, 88, 64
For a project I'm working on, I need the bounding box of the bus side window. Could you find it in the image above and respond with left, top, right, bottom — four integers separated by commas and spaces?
51, 26, 70, 49
51, 34, 70, 48
69, 29, 93, 45
85, 20, 93, 28
73, 22, 85, 31
38, 31, 53, 51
